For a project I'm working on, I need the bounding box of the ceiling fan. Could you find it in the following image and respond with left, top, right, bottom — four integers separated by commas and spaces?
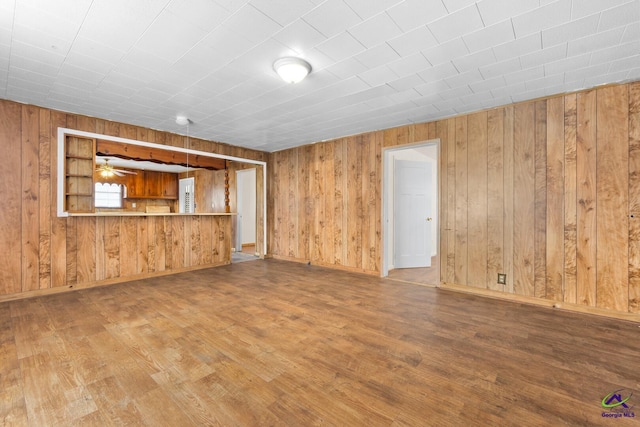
96, 159, 137, 177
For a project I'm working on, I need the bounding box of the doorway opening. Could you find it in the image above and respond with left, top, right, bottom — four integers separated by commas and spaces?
382, 141, 439, 285
233, 168, 258, 263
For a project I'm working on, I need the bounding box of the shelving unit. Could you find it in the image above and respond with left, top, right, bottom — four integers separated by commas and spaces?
65, 136, 95, 212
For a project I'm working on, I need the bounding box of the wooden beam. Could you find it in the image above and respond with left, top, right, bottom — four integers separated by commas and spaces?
96, 139, 225, 170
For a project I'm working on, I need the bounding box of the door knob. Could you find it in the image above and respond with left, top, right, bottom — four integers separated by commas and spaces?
426, 217, 432, 221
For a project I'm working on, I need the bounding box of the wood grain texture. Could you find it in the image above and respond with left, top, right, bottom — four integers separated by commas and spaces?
628, 82, 640, 312
503, 106, 515, 293
2, 259, 640, 425
576, 90, 597, 307
22, 105, 39, 292
513, 103, 536, 296
545, 97, 564, 301
563, 94, 578, 304
534, 101, 547, 298
596, 85, 629, 312
0, 101, 22, 295
436, 120, 449, 283
446, 119, 457, 283
487, 109, 504, 291
466, 112, 488, 288
454, 116, 468, 285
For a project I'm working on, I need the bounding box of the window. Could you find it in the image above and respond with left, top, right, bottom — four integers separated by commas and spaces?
95, 183, 123, 208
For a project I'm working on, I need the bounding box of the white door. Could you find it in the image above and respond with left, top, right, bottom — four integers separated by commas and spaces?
236, 168, 257, 252
394, 159, 432, 268
179, 177, 195, 213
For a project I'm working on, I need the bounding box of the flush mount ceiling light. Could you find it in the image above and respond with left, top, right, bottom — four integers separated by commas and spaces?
176, 115, 190, 125
273, 57, 312, 83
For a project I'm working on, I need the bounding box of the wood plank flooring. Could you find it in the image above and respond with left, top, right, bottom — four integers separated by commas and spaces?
1, 259, 639, 426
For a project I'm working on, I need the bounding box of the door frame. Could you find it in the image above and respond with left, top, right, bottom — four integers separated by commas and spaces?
381, 139, 440, 278
235, 167, 257, 253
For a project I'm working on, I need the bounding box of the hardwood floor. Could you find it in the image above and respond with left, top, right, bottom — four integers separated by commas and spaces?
387, 256, 439, 285
1, 259, 639, 426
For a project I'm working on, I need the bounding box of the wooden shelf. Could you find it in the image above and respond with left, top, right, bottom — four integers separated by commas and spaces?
65, 155, 93, 160
66, 174, 93, 178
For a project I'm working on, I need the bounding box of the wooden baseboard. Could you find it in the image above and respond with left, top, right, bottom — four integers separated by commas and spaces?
438, 282, 640, 323
269, 255, 379, 276
0, 261, 231, 304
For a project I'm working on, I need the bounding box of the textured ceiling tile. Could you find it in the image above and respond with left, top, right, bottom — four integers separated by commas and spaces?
348, 12, 403, 48
492, 33, 541, 62
316, 32, 366, 62
511, 0, 572, 38
571, 0, 635, 20
428, 4, 484, 43
567, 26, 626, 56
387, 26, 439, 57
541, 14, 600, 48
463, 19, 514, 53
598, 1, 640, 31
354, 43, 401, 68
452, 48, 498, 72
519, 44, 567, 70
250, 0, 317, 26
387, 0, 448, 32
476, 0, 539, 26
387, 53, 431, 77
273, 19, 327, 52
343, 0, 404, 20
422, 38, 469, 66
302, 0, 363, 38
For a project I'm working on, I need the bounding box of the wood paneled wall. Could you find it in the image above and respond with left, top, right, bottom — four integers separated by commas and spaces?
0, 99, 267, 300
268, 81, 640, 314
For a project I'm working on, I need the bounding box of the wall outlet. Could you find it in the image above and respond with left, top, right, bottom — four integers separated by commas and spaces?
497, 273, 506, 285
132, 202, 136, 208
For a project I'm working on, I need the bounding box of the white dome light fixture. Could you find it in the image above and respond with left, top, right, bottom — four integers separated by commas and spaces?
273, 57, 312, 83
176, 115, 190, 126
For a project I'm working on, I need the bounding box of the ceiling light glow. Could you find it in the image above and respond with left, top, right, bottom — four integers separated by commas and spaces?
273, 57, 312, 83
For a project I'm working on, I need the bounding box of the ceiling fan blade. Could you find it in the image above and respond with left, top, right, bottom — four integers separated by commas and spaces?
115, 169, 137, 175
113, 170, 124, 176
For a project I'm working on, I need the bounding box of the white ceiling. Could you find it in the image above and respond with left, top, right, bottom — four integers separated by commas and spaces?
2, 0, 639, 152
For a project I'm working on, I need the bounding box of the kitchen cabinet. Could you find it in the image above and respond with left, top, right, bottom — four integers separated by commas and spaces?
126, 171, 178, 200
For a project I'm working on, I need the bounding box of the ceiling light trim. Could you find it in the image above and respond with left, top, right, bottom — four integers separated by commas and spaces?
273, 57, 312, 83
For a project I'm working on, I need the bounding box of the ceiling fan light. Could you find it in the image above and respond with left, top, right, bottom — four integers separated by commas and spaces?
273, 57, 311, 83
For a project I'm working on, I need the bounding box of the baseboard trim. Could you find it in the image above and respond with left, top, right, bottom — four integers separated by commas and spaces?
269, 255, 378, 276
0, 261, 231, 303
438, 282, 640, 323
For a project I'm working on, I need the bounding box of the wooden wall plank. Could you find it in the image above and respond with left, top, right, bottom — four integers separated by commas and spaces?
50, 111, 68, 288
487, 109, 504, 291
596, 85, 629, 312
137, 216, 149, 274
454, 116, 468, 285
334, 139, 347, 266
576, 90, 597, 307
21, 105, 39, 292
288, 149, 298, 258
76, 217, 96, 284
534, 101, 547, 298
546, 97, 565, 301
513, 103, 536, 296
38, 108, 51, 290
446, 119, 456, 283
467, 112, 488, 288
563, 95, 578, 304
436, 120, 449, 284
0, 101, 22, 295
104, 217, 120, 279
298, 146, 311, 261
120, 217, 137, 277
95, 217, 105, 281
503, 106, 515, 293
346, 136, 363, 269
66, 218, 78, 285
628, 82, 640, 313
373, 132, 382, 273
323, 142, 335, 266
